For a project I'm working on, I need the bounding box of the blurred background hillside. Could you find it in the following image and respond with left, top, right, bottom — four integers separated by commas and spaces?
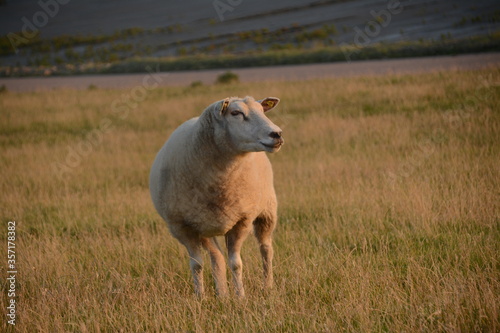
0, 0, 499, 75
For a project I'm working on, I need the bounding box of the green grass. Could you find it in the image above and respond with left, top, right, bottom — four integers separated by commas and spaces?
0, 69, 499, 332
101, 34, 500, 73
2, 33, 500, 77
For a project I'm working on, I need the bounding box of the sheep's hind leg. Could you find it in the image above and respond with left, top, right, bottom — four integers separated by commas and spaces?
184, 241, 204, 297
254, 213, 276, 289
201, 237, 228, 297
171, 226, 205, 297
225, 221, 252, 297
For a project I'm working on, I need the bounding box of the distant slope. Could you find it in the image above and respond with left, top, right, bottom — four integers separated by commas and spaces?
0, 0, 498, 75
1, 0, 497, 41
0, 0, 327, 37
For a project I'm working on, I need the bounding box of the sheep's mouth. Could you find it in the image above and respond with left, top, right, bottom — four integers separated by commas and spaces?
260, 141, 283, 150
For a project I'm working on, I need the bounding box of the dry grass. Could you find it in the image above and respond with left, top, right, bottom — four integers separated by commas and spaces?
1, 68, 499, 332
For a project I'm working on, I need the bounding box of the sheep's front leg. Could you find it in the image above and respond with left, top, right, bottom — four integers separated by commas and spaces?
225, 221, 252, 297
202, 237, 228, 297
254, 214, 276, 289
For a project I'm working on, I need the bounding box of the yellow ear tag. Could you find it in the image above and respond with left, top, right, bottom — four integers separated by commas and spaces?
221, 99, 229, 113
263, 100, 275, 109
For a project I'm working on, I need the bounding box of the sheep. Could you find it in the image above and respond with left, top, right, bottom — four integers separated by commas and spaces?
149, 96, 283, 297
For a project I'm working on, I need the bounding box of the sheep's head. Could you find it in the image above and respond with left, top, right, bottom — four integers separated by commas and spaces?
214, 96, 284, 153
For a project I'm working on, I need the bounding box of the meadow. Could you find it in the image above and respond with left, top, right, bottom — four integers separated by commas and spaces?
0, 68, 499, 332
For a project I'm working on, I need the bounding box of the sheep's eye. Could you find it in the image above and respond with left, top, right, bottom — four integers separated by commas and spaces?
230, 111, 241, 116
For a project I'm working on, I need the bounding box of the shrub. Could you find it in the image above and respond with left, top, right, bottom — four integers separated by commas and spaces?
216, 71, 239, 84
189, 80, 203, 88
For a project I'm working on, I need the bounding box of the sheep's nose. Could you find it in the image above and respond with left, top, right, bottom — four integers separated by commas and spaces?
269, 131, 282, 139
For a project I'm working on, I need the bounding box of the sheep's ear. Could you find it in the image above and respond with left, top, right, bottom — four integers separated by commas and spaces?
259, 97, 280, 112
217, 98, 230, 115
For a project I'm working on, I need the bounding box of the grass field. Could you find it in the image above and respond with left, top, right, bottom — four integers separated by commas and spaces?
1, 68, 499, 332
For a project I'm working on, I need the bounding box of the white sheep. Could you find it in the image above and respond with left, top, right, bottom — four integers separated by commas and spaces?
149, 96, 283, 297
